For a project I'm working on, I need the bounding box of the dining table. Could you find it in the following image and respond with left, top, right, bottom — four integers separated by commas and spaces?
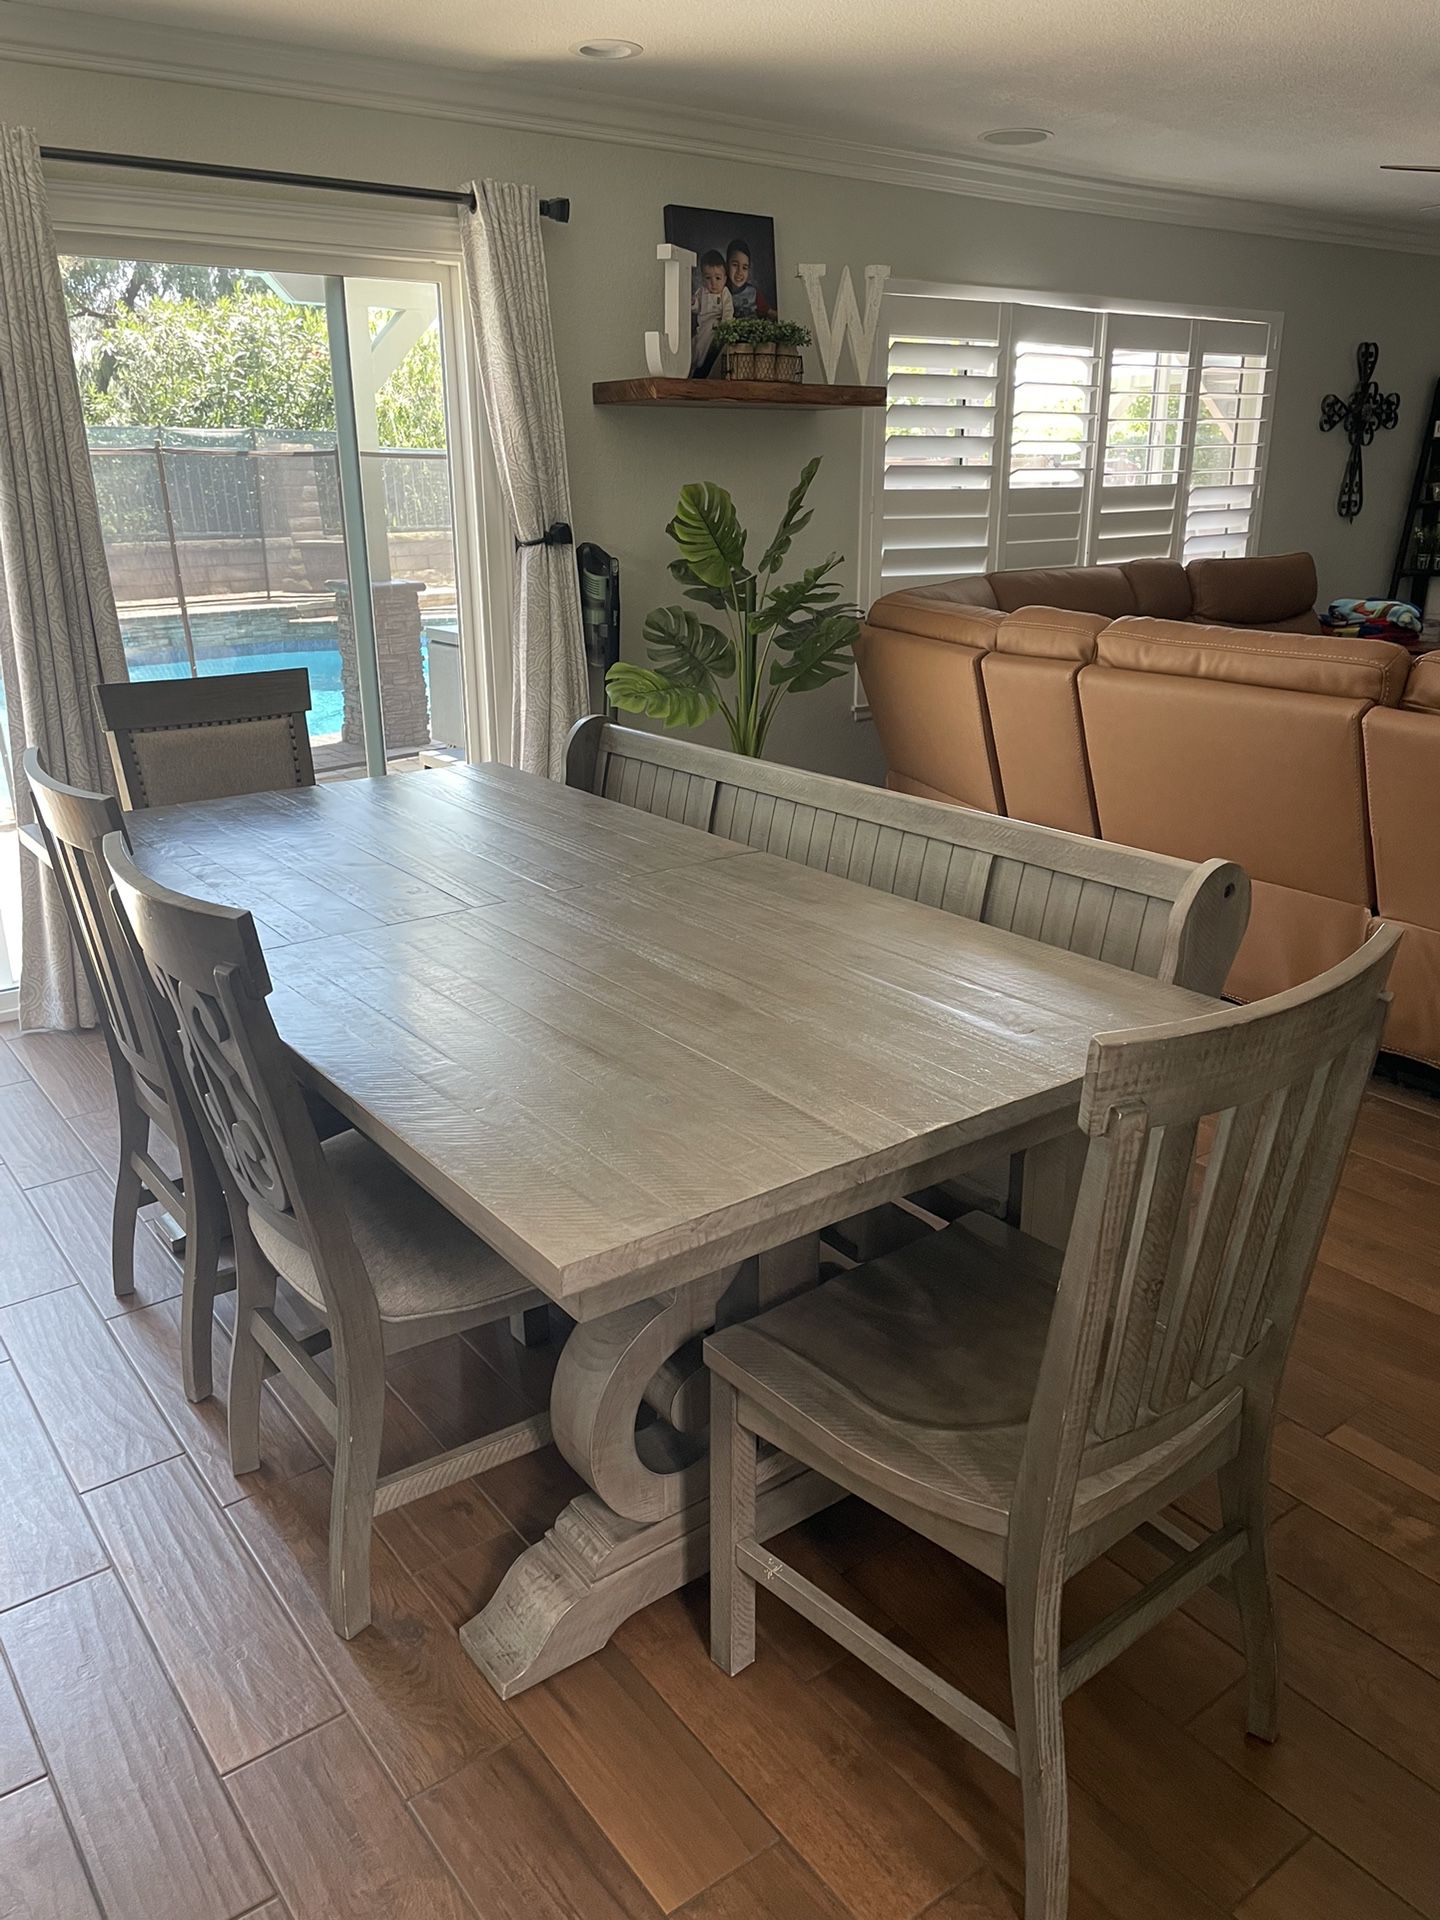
124, 758, 1216, 1696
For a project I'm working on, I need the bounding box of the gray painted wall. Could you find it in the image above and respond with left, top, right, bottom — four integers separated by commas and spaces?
8, 57, 1439, 781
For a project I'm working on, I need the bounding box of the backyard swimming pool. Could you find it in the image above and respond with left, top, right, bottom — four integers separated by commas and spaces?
129, 643, 353, 741
118, 605, 448, 743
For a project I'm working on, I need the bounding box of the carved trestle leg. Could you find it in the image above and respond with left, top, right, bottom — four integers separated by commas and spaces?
459, 1237, 838, 1697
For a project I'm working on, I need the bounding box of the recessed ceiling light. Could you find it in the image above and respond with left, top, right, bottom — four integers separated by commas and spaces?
979, 127, 1053, 147
574, 38, 643, 58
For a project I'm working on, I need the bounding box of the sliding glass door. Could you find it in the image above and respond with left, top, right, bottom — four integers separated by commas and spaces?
63, 252, 473, 775
0, 250, 478, 1014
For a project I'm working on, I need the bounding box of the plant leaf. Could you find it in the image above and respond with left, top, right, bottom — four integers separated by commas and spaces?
667, 556, 731, 610
605, 662, 717, 730
668, 482, 747, 589
754, 555, 844, 633
757, 457, 821, 576
642, 605, 736, 689
768, 612, 859, 691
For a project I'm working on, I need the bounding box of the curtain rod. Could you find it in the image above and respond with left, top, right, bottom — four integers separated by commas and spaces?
37, 147, 570, 222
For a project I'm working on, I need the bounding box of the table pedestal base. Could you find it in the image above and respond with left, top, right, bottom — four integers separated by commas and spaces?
460, 1455, 840, 1698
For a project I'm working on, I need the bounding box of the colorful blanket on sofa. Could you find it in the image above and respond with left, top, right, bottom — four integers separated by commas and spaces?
1320, 599, 1424, 650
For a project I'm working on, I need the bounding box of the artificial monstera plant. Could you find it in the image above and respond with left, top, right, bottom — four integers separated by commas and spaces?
605, 457, 860, 759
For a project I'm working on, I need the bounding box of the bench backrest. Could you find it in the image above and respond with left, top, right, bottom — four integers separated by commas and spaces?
564, 720, 1249, 994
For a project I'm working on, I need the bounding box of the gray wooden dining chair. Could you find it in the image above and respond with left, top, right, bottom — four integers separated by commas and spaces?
95, 668, 316, 810
24, 749, 229, 1401
104, 833, 553, 1638
705, 925, 1400, 1920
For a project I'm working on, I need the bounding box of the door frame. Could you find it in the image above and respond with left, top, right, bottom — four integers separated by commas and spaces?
49, 176, 512, 764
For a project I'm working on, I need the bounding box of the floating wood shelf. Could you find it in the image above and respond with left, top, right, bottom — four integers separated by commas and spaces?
593, 376, 885, 409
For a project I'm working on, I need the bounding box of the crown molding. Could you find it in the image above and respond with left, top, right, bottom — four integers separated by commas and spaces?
6, 0, 1440, 257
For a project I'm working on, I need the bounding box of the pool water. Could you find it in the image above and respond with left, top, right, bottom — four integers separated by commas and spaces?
129, 644, 353, 742
119, 607, 450, 744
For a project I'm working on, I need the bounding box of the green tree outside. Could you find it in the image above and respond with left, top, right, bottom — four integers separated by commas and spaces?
63, 259, 447, 448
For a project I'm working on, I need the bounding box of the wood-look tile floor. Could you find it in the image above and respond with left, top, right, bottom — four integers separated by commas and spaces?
0, 1021, 1437, 1920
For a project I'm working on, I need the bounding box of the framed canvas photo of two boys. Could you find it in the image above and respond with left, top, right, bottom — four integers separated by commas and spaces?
663, 205, 779, 377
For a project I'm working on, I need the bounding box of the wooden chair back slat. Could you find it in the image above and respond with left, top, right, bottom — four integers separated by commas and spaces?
566, 719, 1250, 994
1039, 926, 1399, 1472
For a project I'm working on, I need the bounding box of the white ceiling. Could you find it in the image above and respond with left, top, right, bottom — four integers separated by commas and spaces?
21, 0, 1440, 233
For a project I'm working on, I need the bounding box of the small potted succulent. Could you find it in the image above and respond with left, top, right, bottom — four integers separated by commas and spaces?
713, 316, 813, 383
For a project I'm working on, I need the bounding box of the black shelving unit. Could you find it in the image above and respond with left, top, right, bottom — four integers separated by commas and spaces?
1390, 374, 1440, 601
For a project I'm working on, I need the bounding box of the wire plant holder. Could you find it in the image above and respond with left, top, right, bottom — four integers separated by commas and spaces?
722, 344, 805, 383
714, 318, 813, 385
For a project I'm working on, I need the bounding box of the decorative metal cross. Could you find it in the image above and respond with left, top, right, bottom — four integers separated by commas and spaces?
1319, 342, 1400, 521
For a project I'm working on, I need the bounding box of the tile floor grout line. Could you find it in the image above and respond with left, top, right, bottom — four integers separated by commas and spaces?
1188, 1660, 1440, 1827
83, 1449, 349, 1762
0, 1632, 113, 1920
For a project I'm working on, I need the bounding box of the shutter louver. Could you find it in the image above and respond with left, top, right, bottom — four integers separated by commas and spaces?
999, 305, 1101, 570
1094, 314, 1193, 564
877, 295, 1000, 591
1184, 320, 1273, 561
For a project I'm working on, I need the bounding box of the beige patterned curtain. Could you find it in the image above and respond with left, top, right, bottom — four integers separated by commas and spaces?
460, 180, 587, 779
0, 125, 127, 1029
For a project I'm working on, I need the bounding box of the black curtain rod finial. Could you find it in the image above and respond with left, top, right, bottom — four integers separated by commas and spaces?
539, 197, 571, 224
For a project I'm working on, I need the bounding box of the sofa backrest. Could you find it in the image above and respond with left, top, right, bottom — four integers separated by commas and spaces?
1078, 618, 1411, 1002
980, 608, 1106, 835
1401, 650, 1440, 713
1363, 689, 1440, 1066
1093, 616, 1410, 705
867, 550, 1319, 641
1186, 550, 1320, 633
985, 558, 1191, 620
857, 596, 1005, 812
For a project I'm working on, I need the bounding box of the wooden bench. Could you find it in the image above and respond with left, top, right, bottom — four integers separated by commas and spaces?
565, 720, 1248, 997
565, 720, 1250, 1253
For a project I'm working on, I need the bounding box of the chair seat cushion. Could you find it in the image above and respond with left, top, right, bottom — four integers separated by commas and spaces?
249, 1130, 541, 1326
707, 1214, 1059, 1531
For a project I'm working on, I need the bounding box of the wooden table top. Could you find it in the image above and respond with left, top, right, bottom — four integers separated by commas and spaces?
128, 764, 1213, 1315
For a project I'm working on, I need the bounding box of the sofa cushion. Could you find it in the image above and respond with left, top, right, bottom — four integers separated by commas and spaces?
1225, 883, 1374, 1007
1187, 550, 1317, 628
1121, 559, 1193, 621
1401, 651, 1440, 712
1380, 924, 1440, 1069
982, 651, 1098, 835
1080, 669, 1375, 905
1363, 708, 1439, 929
856, 627, 1004, 813
1096, 617, 1411, 705
994, 606, 1107, 663
988, 565, 1139, 618
864, 589, 1003, 647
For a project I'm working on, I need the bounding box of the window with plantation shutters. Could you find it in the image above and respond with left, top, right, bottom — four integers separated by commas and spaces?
865, 290, 1275, 599
875, 295, 1001, 592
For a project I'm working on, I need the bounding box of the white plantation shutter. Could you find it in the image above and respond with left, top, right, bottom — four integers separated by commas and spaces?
1094, 312, 1194, 564
1184, 319, 1273, 560
998, 305, 1102, 570
867, 295, 1276, 602
876, 294, 1001, 591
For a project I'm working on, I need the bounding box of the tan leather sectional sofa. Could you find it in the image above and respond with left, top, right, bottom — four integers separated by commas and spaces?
858, 554, 1439, 1068
916, 550, 1325, 634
